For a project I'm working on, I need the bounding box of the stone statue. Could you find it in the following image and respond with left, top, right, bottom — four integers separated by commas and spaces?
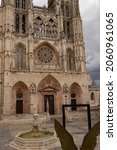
32, 105, 42, 131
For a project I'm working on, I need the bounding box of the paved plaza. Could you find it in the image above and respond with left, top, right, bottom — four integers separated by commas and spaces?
0, 113, 99, 150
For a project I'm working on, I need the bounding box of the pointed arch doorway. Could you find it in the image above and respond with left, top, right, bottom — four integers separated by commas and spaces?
38, 75, 62, 115
70, 83, 82, 111
12, 81, 30, 114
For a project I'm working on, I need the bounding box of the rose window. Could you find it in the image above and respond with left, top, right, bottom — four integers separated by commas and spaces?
37, 47, 53, 63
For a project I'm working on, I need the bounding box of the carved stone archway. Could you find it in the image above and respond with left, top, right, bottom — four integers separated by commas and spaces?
70, 82, 82, 106
38, 75, 62, 114
12, 81, 30, 114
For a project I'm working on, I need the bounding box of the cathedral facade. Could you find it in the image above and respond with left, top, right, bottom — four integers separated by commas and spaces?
0, 0, 99, 115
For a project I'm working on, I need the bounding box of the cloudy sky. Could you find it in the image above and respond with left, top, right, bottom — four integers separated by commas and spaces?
0, 0, 100, 86
79, 0, 100, 87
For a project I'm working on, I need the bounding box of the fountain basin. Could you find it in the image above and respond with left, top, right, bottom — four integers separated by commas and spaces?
9, 131, 60, 150
19, 130, 54, 139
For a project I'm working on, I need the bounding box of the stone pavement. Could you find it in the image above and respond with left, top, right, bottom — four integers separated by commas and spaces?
0, 114, 99, 150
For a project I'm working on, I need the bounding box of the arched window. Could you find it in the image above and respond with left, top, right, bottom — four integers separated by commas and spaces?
15, 44, 26, 70
62, 1, 72, 39
16, 0, 20, 9
67, 49, 75, 71
22, 0, 26, 9
63, 20, 72, 39
91, 92, 95, 101
22, 15, 26, 33
16, 14, 20, 33
15, 0, 26, 9
61, 2, 64, 15
15, 0, 27, 34
65, 4, 70, 17
61, 2, 70, 17
15, 14, 26, 34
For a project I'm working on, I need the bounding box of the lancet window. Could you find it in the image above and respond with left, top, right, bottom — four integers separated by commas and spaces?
61, 2, 70, 17
63, 20, 72, 39
22, 15, 26, 33
22, 0, 26, 9
91, 92, 95, 101
67, 49, 75, 71
16, 0, 20, 9
61, 1, 72, 39
15, 14, 26, 34
16, 14, 20, 33
15, 0, 26, 34
15, 0, 26, 10
15, 44, 26, 70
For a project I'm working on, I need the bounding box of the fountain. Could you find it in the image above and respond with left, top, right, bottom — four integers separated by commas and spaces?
9, 105, 60, 150
32, 105, 42, 132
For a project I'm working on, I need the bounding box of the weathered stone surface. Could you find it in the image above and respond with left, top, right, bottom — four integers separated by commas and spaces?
10, 132, 60, 150
0, 0, 100, 116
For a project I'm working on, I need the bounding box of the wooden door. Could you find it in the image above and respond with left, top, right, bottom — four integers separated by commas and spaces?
71, 99, 77, 110
44, 95, 55, 115
16, 100, 23, 114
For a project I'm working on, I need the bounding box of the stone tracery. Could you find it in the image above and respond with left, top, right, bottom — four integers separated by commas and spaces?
34, 44, 58, 66
37, 47, 53, 64
34, 16, 58, 39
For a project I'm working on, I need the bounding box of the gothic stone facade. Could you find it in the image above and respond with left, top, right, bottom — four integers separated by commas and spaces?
0, 0, 99, 115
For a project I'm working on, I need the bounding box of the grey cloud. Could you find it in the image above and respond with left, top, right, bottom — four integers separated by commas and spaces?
80, 0, 100, 83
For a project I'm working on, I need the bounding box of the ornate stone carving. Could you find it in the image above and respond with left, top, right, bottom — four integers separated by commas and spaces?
34, 16, 58, 39
38, 75, 61, 92
63, 83, 68, 94
70, 83, 82, 94
34, 45, 59, 66
30, 83, 36, 94
37, 47, 53, 64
